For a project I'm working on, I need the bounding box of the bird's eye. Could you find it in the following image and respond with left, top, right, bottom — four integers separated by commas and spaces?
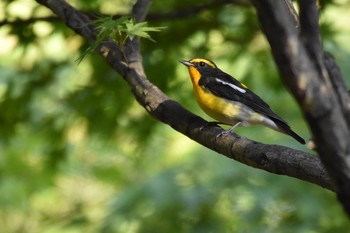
199, 62, 206, 67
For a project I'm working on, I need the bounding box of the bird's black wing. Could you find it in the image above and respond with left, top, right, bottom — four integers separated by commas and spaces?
198, 73, 288, 124
198, 72, 305, 144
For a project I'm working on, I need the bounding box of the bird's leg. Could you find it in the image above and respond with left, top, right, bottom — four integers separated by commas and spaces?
228, 121, 242, 133
216, 121, 242, 138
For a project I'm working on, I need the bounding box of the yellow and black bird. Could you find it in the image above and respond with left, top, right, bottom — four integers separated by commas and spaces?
180, 58, 305, 144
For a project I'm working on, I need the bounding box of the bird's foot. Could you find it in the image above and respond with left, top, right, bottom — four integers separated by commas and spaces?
215, 130, 231, 139
215, 121, 242, 139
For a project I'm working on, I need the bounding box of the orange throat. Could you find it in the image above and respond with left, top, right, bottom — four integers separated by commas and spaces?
188, 66, 201, 86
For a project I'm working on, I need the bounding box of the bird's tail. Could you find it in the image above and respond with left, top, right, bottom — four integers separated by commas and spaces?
274, 119, 305, 144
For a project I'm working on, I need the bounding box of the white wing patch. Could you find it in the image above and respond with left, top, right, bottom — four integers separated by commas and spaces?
215, 78, 247, 93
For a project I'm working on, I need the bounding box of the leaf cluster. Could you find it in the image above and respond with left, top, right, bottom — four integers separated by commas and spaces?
78, 16, 165, 63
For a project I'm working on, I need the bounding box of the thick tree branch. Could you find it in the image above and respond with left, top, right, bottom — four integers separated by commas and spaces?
250, 0, 350, 215
280, 1, 350, 128
283, 0, 299, 28
34, 0, 334, 191
299, 0, 323, 63
323, 52, 350, 127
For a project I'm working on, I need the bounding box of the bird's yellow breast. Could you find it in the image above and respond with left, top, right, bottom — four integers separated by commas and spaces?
193, 84, 241, 125
187, 66, 241, 125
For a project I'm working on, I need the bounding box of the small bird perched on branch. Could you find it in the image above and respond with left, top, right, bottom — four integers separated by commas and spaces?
180, 58, 305, 144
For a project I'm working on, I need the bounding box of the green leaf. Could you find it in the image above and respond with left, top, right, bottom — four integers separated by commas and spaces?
77, 16, 166, 63
122, 21, 165, 42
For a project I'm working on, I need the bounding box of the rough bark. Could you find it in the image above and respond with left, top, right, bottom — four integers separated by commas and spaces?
251, 0, 350, 216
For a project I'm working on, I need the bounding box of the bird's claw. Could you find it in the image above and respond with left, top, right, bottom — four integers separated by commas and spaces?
215, 121, 242, 138
215, 130, 230, 139
216, 130, 242, 140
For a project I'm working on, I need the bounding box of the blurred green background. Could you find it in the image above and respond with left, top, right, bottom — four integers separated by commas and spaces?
1, 0, 350, 232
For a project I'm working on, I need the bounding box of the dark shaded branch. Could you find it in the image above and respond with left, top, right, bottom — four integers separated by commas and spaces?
281, 1, 350, 128
298, 0, 332, 106
299, 0, 323, 62
323, 52, 350, 127
283, 0, 299, 28
132, 0, 152, 22
34, 0, 334, 192
250, 0, 350, 216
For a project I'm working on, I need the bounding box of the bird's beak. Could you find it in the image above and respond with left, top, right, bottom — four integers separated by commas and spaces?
179, 60, 194, 67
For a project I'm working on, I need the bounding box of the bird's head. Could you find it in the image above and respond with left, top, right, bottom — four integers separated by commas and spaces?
179, 58, 217, 70
180, 58, 218, 83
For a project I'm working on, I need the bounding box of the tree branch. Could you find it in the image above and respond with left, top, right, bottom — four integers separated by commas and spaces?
132, 0, 152, 22
323, 52, 350, 127
34, 0, 334, 191
251, 0, 350, 215
283, 0, 299, 28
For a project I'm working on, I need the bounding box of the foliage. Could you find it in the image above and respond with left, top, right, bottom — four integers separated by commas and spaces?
0, 0, 350, 232
78, 16, 165, 63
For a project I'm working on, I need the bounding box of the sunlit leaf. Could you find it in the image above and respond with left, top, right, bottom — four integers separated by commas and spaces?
77, 16, 165, 62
